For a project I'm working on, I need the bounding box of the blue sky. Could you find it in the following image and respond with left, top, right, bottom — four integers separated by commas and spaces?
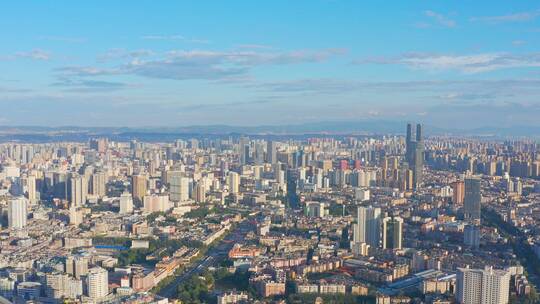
1, 1, 540, 128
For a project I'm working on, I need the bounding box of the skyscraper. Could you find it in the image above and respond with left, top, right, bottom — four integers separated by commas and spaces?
239, 137, 249, 165
406, 123, 413, 159
405, 123, 424, 189
68, 174, 87, 207
266, 140, 277, 164
254, 142, 265, 165
25, 174, 37, 204
382, 216, 403, 250
8, 197, 28, 229
456, 266, 510, 304
464, 178, 481, 221
354, 206, 382, 248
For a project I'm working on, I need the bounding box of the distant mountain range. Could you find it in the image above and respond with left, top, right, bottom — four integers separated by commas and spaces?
0, 120, 539, 142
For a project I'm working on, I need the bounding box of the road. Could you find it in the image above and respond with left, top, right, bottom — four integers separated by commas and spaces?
157, 219, 255, 299
482, 208, 540, 290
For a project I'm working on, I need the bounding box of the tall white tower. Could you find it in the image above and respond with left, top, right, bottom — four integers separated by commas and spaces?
69, 174, 88, 207
8, 197, 28, 229
354, 206, 381, 248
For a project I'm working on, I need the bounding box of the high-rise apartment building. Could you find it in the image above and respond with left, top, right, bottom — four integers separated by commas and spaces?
194, 183, 206, 203
25, 174, 37, 204
354, 206, 381, 248
119, 192, 134, 214
45, 272, 83, 299
382, 216, 403, 249
8, 197, 28, 229
143, 194, 171, 213
68, 174, 88, 207
90, 171, 107, 197
132, 174, 147, 202
456, 266, 510, 304
228, 172, 240, 194
65, 255, 88, 279
87, 267, 108, 299
169, 171, 189, 202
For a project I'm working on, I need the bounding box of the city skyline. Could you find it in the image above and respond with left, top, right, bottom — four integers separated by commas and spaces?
0, 123, 537, 303
2, 2, 539, 304
2, 1, 540, 129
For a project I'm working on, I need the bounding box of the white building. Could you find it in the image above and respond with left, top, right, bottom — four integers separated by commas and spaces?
217, 291, 249, 304
45, 272, 83, 299
91, 171, 107, 197
143, 194, 171, 213
119, 192, 134, 214
8, 197, 28, 229
354, 206, 381, 248
456, 266, 510, 304
25, 174, 37, 204
69, 207, 84, 225
87, 267, 109, 299
68, 174, 88, 207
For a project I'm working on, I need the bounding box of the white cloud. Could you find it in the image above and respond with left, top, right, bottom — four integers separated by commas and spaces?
58, 48, 346, 81
471, 10, 540, 24
38, 36, 87, 43
14, 49, 51, 60
424, 10, 456, 28
141, 35, 210, 44
97, 48, 155, 62
235, 44, 274, 50
141, 34, 186, 40
255, 78, 540, 102
57, 66, 121, 77
358, 52, 540, 73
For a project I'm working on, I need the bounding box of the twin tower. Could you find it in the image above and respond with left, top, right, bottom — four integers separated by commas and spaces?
405, 123, 424, 189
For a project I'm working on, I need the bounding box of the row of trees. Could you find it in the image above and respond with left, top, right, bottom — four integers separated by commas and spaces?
92, 236, 205, 266
176, 268, 254, 303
